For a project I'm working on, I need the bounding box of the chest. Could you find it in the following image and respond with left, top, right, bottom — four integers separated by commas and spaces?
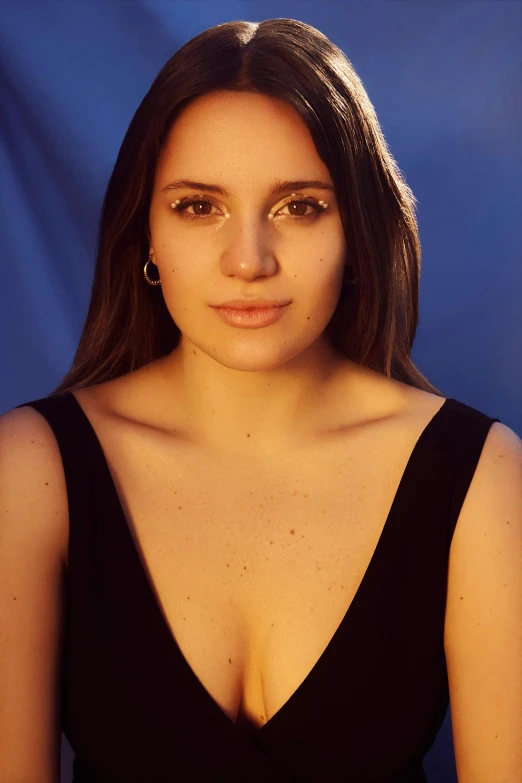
74, 401, 439, 732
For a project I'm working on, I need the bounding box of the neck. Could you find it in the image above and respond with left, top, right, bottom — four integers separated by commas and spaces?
153, 338, 353, 458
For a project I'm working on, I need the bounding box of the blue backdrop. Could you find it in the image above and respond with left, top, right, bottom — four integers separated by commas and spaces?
1, 1, 520, 781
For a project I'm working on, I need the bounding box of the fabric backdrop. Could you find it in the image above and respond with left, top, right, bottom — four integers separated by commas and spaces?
1, 1, 520, 781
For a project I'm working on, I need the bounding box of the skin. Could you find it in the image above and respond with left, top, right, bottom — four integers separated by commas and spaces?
146, 89, 360, 458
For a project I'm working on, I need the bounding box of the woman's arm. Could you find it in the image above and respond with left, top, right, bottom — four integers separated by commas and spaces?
444, 422, 522, 783
0, 407, 69, 783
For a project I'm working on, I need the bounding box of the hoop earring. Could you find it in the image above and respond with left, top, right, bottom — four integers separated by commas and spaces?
144, 255, 161, 286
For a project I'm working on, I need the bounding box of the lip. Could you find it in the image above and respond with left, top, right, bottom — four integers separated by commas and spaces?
210, 303, 290, 328
213, 298, 290, 310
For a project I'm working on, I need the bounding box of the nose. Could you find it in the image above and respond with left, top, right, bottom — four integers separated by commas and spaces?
219, 216, 278, 281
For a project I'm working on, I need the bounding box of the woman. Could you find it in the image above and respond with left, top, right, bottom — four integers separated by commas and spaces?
1, 17, 520, 783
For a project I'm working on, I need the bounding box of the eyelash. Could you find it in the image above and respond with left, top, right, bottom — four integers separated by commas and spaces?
173, 196, 323, 222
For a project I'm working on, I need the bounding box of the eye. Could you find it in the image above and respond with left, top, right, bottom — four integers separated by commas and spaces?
174, 197, 220, 220
277, 198, 322, 219
172, 196, 324, 221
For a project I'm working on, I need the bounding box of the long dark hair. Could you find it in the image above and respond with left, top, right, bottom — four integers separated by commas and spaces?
50, 17, 445, 397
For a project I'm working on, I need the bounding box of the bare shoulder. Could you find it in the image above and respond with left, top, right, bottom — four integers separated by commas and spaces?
446, 416, 521, 561
0, 405, 70, 567
0, 403, 69, 504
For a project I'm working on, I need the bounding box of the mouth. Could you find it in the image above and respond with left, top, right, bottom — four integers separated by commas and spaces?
212, 298, 291, 310
210, 303, 290, 328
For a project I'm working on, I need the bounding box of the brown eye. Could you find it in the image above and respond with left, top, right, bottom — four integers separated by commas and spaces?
176, 197, 217, 219
284, 200, 315, 217
274, 197, 323, 220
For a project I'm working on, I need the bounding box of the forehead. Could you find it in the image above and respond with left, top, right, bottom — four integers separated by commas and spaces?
155, 91, 330, 187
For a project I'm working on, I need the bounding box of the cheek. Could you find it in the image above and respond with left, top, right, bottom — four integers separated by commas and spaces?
301, 255, 345, 290
156, 254, 210, 310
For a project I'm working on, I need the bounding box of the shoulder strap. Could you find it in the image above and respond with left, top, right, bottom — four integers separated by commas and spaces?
438, 398, 501, 546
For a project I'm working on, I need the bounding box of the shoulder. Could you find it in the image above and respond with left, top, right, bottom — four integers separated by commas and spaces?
443, 419, 522, 781
446, 417, 521, 571
478, 417, 522, 461
0, 404, 70, 570
0, 402, 68, 467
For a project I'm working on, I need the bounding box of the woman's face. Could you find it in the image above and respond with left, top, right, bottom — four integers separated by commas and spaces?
148, 89, 348, 372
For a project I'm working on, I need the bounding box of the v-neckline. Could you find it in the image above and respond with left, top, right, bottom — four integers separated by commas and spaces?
67, 391, 451, 737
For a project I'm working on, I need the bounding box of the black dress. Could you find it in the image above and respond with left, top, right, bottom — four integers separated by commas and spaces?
14, 393, 500, 782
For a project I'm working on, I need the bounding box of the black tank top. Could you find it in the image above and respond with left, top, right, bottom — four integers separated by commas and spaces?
14, 392, 501, 782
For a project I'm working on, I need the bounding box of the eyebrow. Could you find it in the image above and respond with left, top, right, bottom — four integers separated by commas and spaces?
160, 178, 335, 197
